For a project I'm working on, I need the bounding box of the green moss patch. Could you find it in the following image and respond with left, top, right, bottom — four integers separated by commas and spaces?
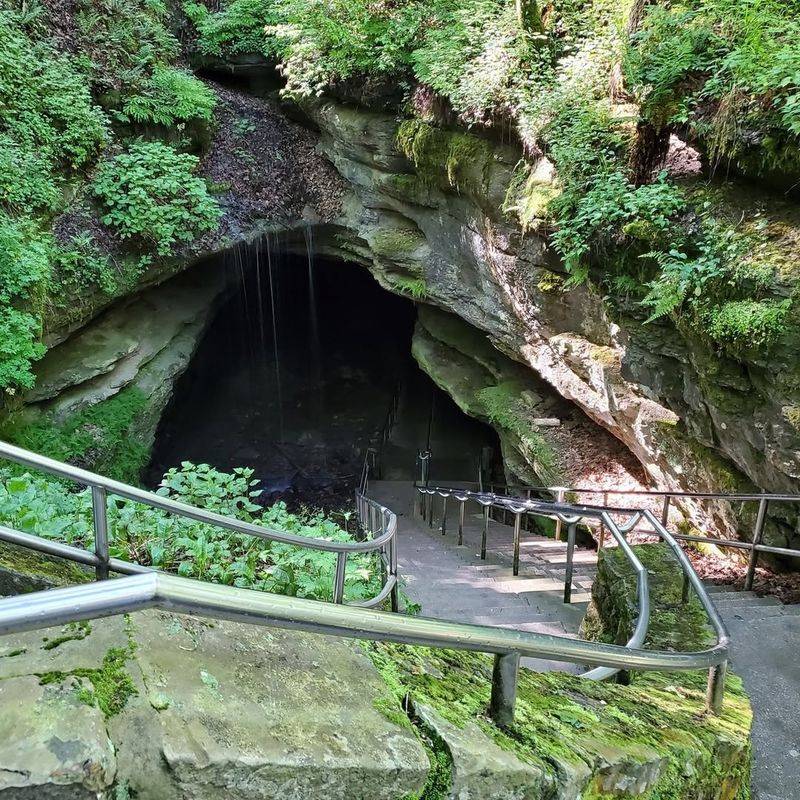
1, 387, 150, 484
396, 119, 493, 197
366, 541, 751, 797
40, 644, 138, 718
366, 641, 750, 799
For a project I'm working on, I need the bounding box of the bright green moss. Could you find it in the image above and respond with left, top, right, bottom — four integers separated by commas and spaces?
40, 645, 138, 718
702, 298, 791, 354
396, 119, 493, 196
1, 387, 150, 484
366, 541, 751, 797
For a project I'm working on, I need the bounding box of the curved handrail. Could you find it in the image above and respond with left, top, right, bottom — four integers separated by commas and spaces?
0, 440, 398, 608
0, 569, 726, 673
0, 441, 730, 722
415, 483, 729, 699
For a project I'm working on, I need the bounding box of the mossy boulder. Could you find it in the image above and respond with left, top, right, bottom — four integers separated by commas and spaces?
0, 611, 429, 799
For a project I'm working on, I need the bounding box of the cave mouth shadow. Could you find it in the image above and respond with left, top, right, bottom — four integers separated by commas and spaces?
146, 239, 499, 510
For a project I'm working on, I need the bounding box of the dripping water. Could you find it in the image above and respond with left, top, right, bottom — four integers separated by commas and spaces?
304, 224, 325, 416
265, 234, 285, 441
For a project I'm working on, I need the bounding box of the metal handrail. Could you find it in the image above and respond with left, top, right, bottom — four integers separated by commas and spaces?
0, 440, 398, 609
472, 480, 800, 590
414, 483, 730, 708
0, 441, 729, 725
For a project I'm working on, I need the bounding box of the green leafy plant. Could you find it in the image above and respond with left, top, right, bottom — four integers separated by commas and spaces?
625, 0, 800, 174
0, 463, 384, 604
93, 141, 221, 255
184, 0, 280, 59
117, 66, 216, 126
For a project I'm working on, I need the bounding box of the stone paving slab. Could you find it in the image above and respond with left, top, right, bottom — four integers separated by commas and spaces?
710, 586, 800, 800
0, 610, 429, 799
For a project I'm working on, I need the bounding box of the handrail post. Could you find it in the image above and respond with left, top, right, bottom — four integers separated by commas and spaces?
554, 488, 566, 540
512, 512, 522, 576
706, 660, 726, 714
661, 495, 671, 527
490, 652, 519, 728
563, 521, 577, 604
440, 497, 448, 536
744, 496, 769, 591
525, 489, 532, 531
598, 491, 608, 549
427, 493, 434, 527
333, 552, 347, 604
481, 505, 489, 560
458, 500, 466, 546
91, 486, 109, 581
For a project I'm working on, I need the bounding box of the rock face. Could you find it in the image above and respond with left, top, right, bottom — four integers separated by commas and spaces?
0, 610, 429, 799
3, 261, 229, 479
302, 98, 800, 551
412, 304, 646, 491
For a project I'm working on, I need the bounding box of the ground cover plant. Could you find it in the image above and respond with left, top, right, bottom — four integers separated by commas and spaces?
0, 462, 383, 603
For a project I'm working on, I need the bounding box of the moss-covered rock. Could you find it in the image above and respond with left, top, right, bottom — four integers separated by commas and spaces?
0, 542, 91, 597
365, 541, 751, 799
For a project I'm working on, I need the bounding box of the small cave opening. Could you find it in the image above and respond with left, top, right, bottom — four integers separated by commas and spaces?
146, 239, 500, 508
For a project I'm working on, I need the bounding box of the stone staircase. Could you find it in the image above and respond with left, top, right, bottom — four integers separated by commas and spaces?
369, 481, 598, 672
373, 480, 800, 799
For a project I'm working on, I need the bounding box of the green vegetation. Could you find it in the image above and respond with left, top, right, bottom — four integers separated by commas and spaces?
365, 541, 752, 798
0, 0, 222, 398
388, 275, 428, 300
185, 0, 795, 358
396, 119, 493, 195
41, 644, 138, 717
0, 462, 383, 603
184, 0, 280, 60
2, 388, 150, 483
626, 0, 800, 177
117, 66, 217, 127
477, 381, 558, 485
93, 141, 221, 256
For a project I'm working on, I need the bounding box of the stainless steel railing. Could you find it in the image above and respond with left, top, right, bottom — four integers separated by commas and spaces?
0, 440, 729, 725
482, 480, 800, 590
0, 440, 398, 610
414, 483, 730, 709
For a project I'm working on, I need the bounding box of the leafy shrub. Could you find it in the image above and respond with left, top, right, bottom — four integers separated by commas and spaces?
50, 233, 116, 296
625, 0, 800, 171
184, 0, 280, 59
0, 463, 383, 603
93, 141, 221, 255
0, 215, 54, 392
117, 67, 217, 126
0, 308, 46, 393
551, 172, 687, 278
75, 0, 180, 94
0, 12, 107, 173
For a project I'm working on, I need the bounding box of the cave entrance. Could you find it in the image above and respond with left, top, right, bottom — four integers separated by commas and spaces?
146, 240, 499, 508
